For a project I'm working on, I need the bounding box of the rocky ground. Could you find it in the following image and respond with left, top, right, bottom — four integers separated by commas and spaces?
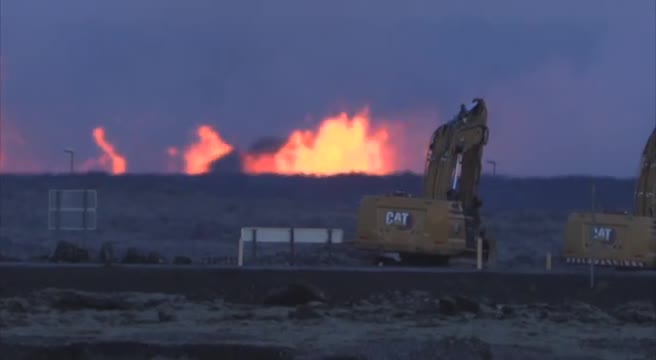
0, 176, 650, 359
1, 287, 654, 360
0, 174, 615, 270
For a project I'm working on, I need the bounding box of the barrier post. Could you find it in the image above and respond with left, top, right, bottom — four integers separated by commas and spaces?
289, 227, 295, 265
251, 228, 257, 265
476, 236, 483, 270
237, 236, 244, 266
327, 228, 333, 264
546, 252, 552, 271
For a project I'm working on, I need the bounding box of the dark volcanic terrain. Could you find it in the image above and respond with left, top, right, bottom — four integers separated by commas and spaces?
1, 288, 654, 360
0, 173, 635, 268
1, 173, 652, 360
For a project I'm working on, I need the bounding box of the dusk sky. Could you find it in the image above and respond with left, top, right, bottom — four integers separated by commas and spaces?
1, 0, 654, 177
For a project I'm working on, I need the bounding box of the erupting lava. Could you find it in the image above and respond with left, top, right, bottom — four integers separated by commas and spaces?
243, 109, 397, 176
182, 125, 234, 175
83, 127, 127, 174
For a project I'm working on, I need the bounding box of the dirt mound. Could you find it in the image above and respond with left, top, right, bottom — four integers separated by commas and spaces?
24, 289, 183, 312
263, 283, 326, 307
51, 241, 90, 263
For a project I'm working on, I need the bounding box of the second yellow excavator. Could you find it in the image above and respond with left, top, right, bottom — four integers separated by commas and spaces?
353, 98, 495, 266
562, 126, 656, 269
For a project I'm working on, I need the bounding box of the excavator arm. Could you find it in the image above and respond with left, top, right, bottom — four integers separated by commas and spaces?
353, 97, 494, 265
634, 126, 656, 217
423, 98, 489, 214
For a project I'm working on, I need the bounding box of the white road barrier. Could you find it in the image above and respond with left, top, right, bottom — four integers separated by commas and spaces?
237, 227, 343, 266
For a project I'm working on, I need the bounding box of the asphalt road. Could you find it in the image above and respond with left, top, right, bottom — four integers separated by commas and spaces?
0, 261, 654, 308
1, 260, 655, 275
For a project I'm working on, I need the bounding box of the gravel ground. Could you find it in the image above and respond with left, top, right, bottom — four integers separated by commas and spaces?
1, 289, 654, 360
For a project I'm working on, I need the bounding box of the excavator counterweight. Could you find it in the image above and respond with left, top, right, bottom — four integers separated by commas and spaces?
562, 127, 656, 269
352, 98, 495, 266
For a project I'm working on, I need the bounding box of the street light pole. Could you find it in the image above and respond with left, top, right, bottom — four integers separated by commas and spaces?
486, 160, 497, 176
64, 148, 75, 174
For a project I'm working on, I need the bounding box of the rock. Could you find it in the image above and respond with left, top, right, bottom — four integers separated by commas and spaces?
122, 248, 165, 264
51, 241, 90, 263
613, 302, 656, 324
263, 283, 326, 307
437, 336, 492, 360
454, 296, 480, 314
98, 242, 116, 264
157, 308, 176, 322
438, 298, 458, 316
147, 252, 165, 264
231, 312, 255, 320
436, 296, 481, 317
288, 305, 322, 320
31, 254, 50, 262
566, 302, 611, 323
173, 256, 192, 265
415, 299, 442, 315
121, 248, 145, 264
44, 290, 134, 311
496, 304, 514, 318
0, 252, 20, 262
3, 299, 29, 313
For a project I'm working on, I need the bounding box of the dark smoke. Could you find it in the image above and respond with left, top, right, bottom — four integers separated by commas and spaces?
248, 137, 286, 155
209, 136, 286, 174
210, 151, 243, 174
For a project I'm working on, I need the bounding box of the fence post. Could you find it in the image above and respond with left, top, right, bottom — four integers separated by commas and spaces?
289, 227, 295, 265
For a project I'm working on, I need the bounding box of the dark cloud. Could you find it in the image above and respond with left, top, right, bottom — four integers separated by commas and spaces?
0, 0, 654, 176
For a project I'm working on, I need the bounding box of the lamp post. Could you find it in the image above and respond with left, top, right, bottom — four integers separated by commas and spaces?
486, 160, 497, 176
64, 148, 75, 174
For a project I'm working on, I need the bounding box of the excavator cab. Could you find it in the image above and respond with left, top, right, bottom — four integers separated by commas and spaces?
562, 127, 656, 269
353, 98, 495, 266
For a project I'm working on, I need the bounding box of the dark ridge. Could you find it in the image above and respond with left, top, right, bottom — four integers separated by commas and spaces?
0, 173, 635, 212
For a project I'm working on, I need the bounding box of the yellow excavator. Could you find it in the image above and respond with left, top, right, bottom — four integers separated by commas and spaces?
353, 98, 495, 266
563, 126, 656, 269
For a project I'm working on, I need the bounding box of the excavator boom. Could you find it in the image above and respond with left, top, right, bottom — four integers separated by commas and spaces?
423, 98, 489, 224
634, 127, 656, 217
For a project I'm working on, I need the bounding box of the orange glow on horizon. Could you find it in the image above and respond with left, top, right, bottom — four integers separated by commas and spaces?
83, 126, 127, 174
183, 125, 234, 175
242, 109, 397, 176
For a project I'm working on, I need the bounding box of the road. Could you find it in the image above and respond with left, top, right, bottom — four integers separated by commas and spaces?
0, 261, 655, 308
